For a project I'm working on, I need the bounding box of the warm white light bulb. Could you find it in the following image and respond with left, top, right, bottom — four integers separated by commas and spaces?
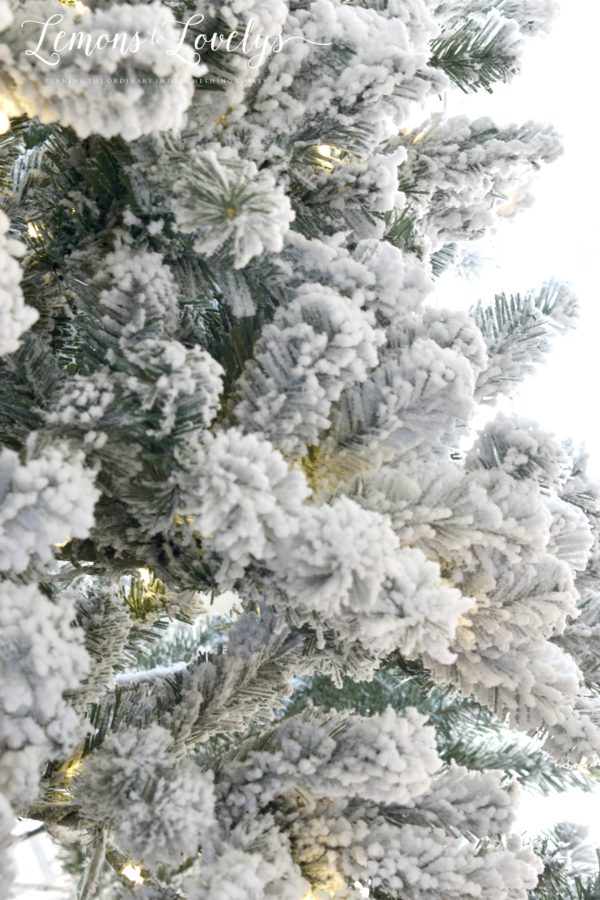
27, 222, 42, 239
314, 143, 344, 173
121, 863, 144, 885
0, 110, 9, 135
137, 567, 153, 586
316, 144, 333, 158
73, 0, 89, 13
63, 756, 83, 781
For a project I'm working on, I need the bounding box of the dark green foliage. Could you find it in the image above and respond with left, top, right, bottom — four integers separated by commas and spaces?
383, 207, 418, 253
132, 620, 215, 670
531, 831, 600, 900
286, 666, 599, 795
286, 118, 379, 238
0, 335, 48, 449
431, 242, 458, 276
430, 17, 519, 93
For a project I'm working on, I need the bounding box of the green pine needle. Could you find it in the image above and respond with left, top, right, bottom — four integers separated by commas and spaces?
430, 17, 520, 93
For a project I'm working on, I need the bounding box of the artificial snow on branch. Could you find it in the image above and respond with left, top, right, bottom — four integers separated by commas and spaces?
0, 0, 595, 897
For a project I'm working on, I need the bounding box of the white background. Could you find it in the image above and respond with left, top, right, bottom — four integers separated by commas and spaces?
440, 0, 600, 478
437, 0, 600, 846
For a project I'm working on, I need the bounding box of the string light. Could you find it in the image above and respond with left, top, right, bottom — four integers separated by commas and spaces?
497, 185, 522, 217
63, 757, 83, 782
59, 749, 84, 784
314, 143, 344, 173
214, 105, 234, 128
27, 222, 43, 240
136, 567, 153, 586
60, 0, 89, 12
54, 538, 71, 549
0, 110, 10, 135
120, 863, 144, 885
301, 872, 352, 898
316, 144, 337, 158
173, 513, 196, 526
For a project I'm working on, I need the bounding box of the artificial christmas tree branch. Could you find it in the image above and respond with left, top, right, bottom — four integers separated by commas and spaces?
0, 0, 597, 898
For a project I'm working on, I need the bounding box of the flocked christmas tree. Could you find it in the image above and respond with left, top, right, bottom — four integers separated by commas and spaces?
1, 0, 600, 897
